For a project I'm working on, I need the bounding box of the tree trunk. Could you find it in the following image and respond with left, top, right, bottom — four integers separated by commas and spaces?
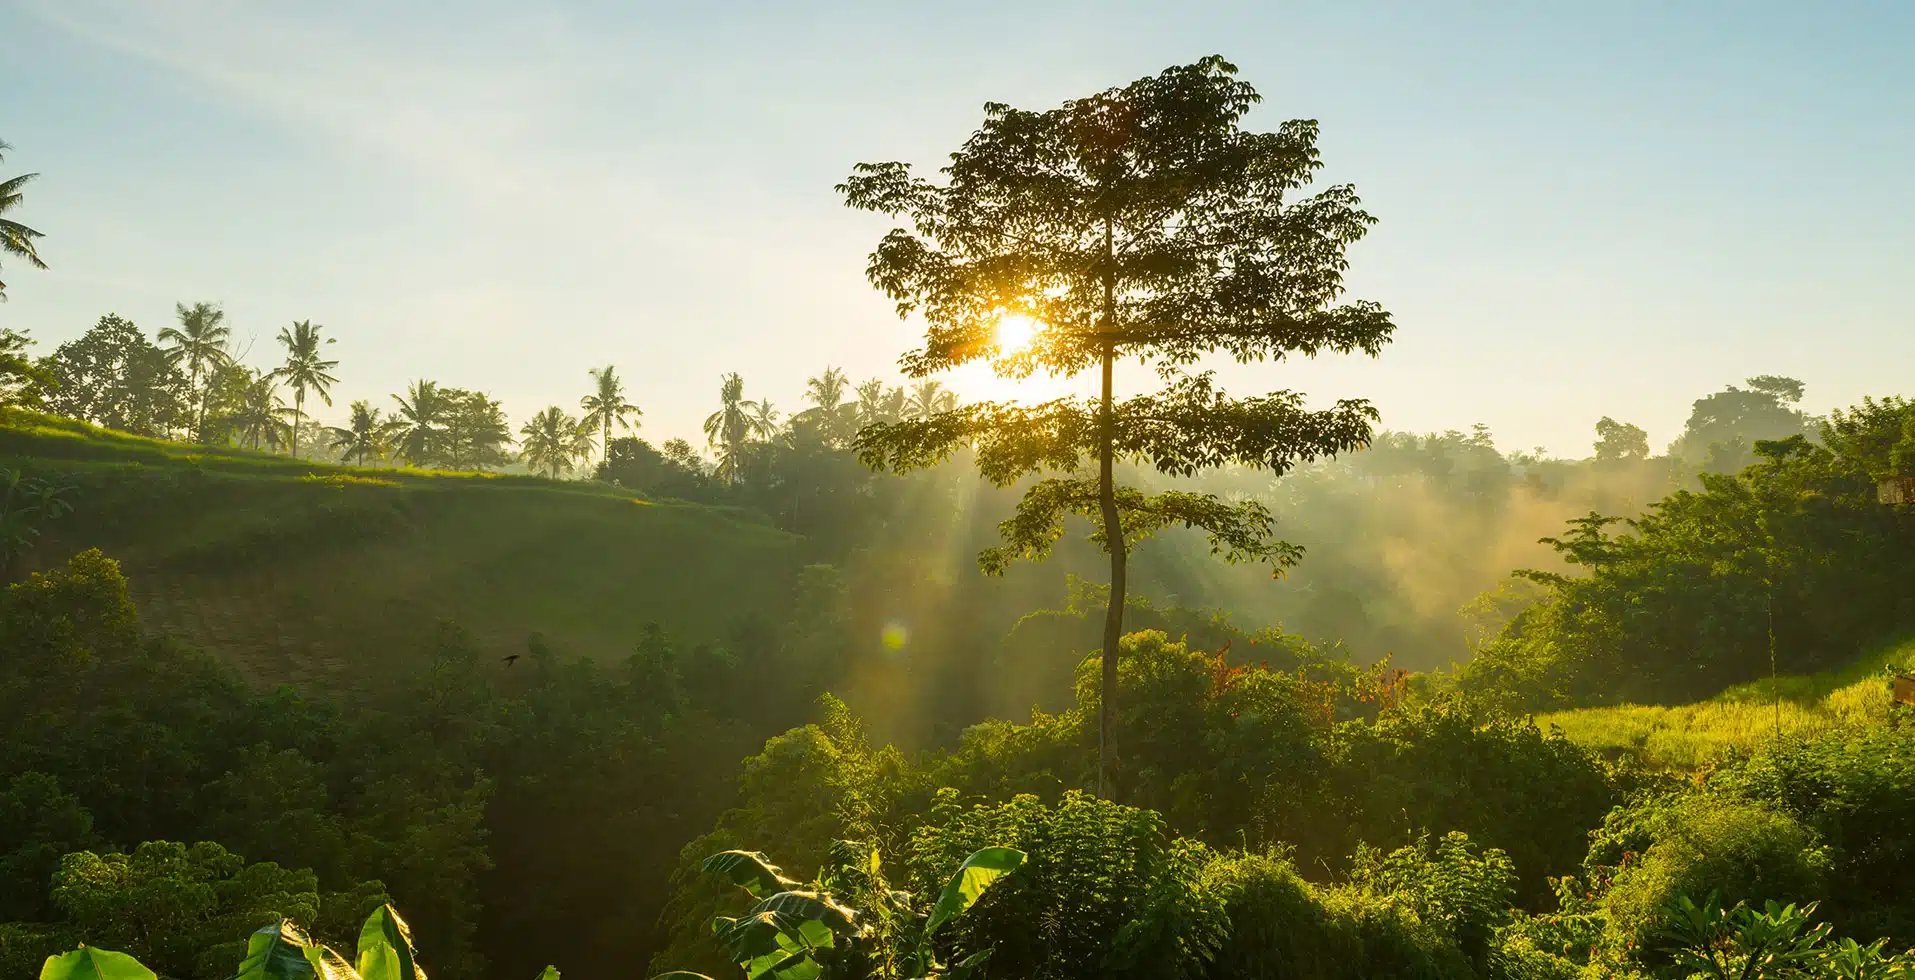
190, 367, 202, 443
1096, 216, 1124, 800
292, 389, 304, 458
1097, 345, 1125, 800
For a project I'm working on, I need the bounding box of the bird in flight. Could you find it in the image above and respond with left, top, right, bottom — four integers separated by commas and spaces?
502, 654, 520, 667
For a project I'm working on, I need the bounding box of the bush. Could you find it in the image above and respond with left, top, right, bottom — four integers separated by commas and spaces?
1201, 852, 1473, 980
46, 840, 388, 980
1591, 796, 1829, 955
0, 921, 79, 980
906, 790, 1227, 980
1715, 726, 1915, 943
1328, 702, 1617, 905
1351, 831, 1515, 966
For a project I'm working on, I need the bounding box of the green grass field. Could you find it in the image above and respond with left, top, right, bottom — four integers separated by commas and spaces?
1537, 634, 1915, 769
0, 411, 802, 688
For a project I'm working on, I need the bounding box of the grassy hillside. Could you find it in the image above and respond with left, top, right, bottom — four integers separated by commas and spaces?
1538, 633, 1915, 769
0, 411, 802, 688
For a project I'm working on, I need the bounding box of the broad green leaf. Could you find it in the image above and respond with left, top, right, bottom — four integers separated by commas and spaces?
237, 920, 322, 980
38, 947, 157, 980
714, 912, 794, 964
648, 974, 716, 979
925, 847, 1025, 936
792, 918, 835, 951
356, 905, 423, 980
701, 851, 799, 899
750, 891, 855, 934
302, 945, 361, 980
745, 948, 821, 980
532, 968, 559, 980
714, 908, 834, 980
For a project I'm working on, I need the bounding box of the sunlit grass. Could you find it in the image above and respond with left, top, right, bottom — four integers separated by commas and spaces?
1539, 635, 1915, 769
0, 407, 800, 687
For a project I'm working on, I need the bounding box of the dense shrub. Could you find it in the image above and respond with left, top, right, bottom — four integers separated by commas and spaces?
1714, 726, 1915, 942
906, 791, 1227, 980
931, 632, 1615, 904
1203, 853, 1473, 979
1327, 704, 1617, 904
44, 840, 386, 980
1588, 796, 1829, 954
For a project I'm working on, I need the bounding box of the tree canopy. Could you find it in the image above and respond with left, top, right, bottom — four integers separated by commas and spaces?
840, 55, 1393, 792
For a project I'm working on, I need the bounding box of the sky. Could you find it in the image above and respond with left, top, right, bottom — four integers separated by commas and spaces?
3, 0, 1911, 456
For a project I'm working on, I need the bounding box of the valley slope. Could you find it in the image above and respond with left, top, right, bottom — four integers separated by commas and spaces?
0, 411, 802, 688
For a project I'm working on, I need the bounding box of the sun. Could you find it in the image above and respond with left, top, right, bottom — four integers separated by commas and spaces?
994, 312, 1039, 354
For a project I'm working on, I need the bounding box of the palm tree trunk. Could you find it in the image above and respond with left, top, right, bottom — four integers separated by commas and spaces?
189, 365, 202, 442
1095, 217, 1124, 801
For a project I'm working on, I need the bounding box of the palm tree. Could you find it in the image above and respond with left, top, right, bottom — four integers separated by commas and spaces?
806, 367, 849, 414
519, 405, 595, 479
274, 320, 338, 459
157, 301, 232, 441
906, 379, 957, 419
856, 378, 908, 426
389, 380, 445, 466
747, 399, 782, 440
328, 400, 388, 466
579, 365, 642, 467
799, 366, 858, 443
704, 373, 759, 485
232, 370, 291, 451
0, 140, 47, 300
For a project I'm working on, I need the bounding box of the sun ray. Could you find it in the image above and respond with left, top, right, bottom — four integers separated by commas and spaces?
995, 312, 1039, 354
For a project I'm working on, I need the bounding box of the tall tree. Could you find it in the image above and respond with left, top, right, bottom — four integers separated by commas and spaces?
1669, 376, 1812, 472
1593, 416, 1650, 461
157, 301, 232, 441
798, 366, 858, 445
40, 314, 191, 436
231, 369, 291, 451
579, 365, 642, 467
703, 373, 765, 485
274, 320, 338, 459
806, 366, 850, 414
390, 380, 446, 466
840, 56, 1392, 794
854, 378, 906, 426
0, 140, 47, 300
439, 387, 513, 470
905, 379, 957, 419
328, 399, 389, 466
519, 405, 595, 479
747, 399, 782, 441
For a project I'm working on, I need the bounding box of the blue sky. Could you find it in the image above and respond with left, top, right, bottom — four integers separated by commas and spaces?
3, 1, 1910, 455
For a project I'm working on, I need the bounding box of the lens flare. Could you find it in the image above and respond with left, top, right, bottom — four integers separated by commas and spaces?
880, 621, 910, 653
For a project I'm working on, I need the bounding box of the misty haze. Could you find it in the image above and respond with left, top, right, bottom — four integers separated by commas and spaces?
2, 5, 1913, 980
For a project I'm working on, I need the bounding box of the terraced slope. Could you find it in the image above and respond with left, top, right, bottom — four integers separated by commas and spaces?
0, 411, 801, 688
